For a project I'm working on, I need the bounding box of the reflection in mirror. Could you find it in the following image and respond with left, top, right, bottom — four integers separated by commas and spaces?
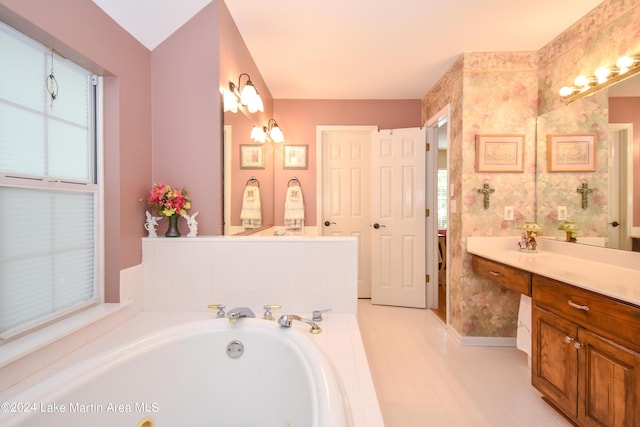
223, 108, 274, 235
536, 72, 640, 251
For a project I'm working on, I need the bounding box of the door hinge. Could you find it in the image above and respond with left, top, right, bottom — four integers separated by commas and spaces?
425, 209, 430, 217
425, 274, 430, 283
426, 143, 431, 151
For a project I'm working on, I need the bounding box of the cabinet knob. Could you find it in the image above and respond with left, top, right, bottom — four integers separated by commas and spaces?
565, 336, 575, 344
574, 342, 583, 349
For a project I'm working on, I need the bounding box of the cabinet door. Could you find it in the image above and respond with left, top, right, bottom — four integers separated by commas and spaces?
578, 329, 640, 427
532, 305, 579, 418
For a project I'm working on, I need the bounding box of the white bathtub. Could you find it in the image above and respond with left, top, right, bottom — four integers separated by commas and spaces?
0, 318, 352, 427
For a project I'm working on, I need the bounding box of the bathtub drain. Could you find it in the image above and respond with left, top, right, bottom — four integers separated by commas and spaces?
226, 340, 244, 359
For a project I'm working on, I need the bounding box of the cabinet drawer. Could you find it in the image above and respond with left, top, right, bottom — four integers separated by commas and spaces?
533, 274, 640, 352
472, 256, 531, 296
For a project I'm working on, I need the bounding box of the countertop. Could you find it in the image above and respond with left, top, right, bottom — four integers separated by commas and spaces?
467, 237, 640, 307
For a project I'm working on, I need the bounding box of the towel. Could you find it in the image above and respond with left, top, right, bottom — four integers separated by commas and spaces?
240, 185, 262, 229
284, 186, 305, 230
516, 294, 532, 367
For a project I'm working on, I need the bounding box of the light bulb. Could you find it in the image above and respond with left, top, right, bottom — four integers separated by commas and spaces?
594, 66, 610, 83
617, 55, 633, 72
574, 75, 589, 87
559, 86, 574, 97
270, 124, 284, 143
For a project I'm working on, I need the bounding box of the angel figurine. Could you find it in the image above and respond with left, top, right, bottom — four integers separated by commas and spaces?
183, 211, 199, 237
144, 210, 162, 237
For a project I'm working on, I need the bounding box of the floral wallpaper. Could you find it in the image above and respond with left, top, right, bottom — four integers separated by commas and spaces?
536, 92, 609, 240
422, 0, 640, 338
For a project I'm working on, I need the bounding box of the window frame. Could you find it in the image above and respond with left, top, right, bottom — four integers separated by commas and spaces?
0, 20, 104, 342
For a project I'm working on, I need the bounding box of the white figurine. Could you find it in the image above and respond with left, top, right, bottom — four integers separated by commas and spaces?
183, 211, 199, 237
144, 210, 162, 237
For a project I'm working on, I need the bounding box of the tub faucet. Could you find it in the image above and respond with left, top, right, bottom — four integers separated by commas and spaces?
227, 307, 256, 322
277, 314, 322, 334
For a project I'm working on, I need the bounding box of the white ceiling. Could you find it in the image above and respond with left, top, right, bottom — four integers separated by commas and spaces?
93, 0, 604, 99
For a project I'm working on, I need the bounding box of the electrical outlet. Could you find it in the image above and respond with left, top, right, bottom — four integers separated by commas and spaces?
504, 206, 514, 221
558, 206, 568, 221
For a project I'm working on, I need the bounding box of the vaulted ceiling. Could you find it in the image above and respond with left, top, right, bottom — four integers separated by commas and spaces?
93, 0, 604, 99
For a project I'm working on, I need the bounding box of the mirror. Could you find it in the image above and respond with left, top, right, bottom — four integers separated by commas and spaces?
536, 72, 640, 250
223, 108, 274, 235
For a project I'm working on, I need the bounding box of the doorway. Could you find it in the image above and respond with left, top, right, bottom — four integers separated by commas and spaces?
317, 125, 435, 308
608, 123, 634, 250
425, 106, 450, 323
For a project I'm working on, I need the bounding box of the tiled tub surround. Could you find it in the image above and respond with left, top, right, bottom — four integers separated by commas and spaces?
143, 236, 358, 314
467, 236, 640, 305
1, 237, 384, 427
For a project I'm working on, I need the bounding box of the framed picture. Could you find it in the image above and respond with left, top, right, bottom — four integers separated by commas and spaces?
283, 145, 308, 169
475, 134, 525, 172
547, 133, 597, 172
240, 144, 264, 169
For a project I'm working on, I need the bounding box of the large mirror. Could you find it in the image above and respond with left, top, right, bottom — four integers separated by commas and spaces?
223, 108, 274, 235
536, 72, 640, 251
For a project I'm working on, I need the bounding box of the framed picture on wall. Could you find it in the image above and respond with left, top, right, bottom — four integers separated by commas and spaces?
240, 144, 264, 169
283, 145, 308, 169
547, 133, 597, 172
475, 134, 525, 172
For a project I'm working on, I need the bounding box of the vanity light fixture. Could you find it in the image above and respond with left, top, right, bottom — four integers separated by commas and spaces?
224, 73, 264, 113
559, 53, 640, 104
267, 119, 284, 143
250, 125, 267, 143
249, 119, 285, 144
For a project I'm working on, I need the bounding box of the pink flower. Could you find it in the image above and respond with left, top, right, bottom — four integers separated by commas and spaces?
145, 183, 191, 217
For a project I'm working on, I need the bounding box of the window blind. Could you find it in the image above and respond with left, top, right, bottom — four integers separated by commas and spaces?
0, 21, 99, 339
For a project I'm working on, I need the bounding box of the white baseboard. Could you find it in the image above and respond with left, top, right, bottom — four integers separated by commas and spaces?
447, 324, 516, 347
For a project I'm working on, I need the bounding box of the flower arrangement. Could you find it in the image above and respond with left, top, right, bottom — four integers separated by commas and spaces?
145, 183, 191, 217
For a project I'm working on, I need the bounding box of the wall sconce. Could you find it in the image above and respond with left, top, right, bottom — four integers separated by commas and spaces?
250, 119, 284, 143
558, 221, 579, 242
224, 73, 264, 113
559, 53, 640, 104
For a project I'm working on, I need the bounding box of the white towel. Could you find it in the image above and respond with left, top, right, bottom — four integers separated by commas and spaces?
284, 186, 305, 229
516, 294, 532, 367
240, 185, 262, 229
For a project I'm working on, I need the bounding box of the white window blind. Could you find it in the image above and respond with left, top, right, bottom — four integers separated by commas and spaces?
0, 21, 99, 340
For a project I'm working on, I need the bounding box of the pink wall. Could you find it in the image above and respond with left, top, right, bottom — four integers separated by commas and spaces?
151, 1, 225, 236
272, 99, 422, 226
609, 97, 640, 226
0, 0, 152, 302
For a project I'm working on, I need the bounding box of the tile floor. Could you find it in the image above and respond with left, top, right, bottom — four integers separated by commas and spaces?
356, 299, 572, 426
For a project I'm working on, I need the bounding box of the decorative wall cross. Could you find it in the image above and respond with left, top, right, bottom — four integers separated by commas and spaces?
576, 183, 592, 209
477, 183, 495, 209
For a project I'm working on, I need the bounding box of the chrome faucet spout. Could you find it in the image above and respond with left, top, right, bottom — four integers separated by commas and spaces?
227, 307, 256, 322
277, 314, 322, 334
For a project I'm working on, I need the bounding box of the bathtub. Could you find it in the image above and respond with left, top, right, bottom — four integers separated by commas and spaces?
0, 318, 352, 427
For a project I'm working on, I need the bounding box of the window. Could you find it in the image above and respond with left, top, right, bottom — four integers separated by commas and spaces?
0, 21, 101, 341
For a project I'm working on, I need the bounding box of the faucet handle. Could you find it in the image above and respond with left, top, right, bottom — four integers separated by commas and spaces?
312, 308, 332, 322
263, 304, 281, 320
208, 304, 226, 318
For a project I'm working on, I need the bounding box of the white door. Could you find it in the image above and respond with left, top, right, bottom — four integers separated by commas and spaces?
608, 124, 634, 250
371, 128, 427, 308
319, 126, 375, 298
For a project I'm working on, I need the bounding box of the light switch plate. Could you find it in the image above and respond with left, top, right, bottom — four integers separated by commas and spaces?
504, 206, 514, 221
558, 206, 567, 221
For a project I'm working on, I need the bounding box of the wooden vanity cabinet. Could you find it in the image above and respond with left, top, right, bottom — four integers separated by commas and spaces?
532, 274, 640, 426
471, 255, 531, 296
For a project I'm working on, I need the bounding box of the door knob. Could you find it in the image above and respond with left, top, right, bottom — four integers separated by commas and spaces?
372, 223, 386, 229
609, 221, 620, 227
324, 220, 336, 227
